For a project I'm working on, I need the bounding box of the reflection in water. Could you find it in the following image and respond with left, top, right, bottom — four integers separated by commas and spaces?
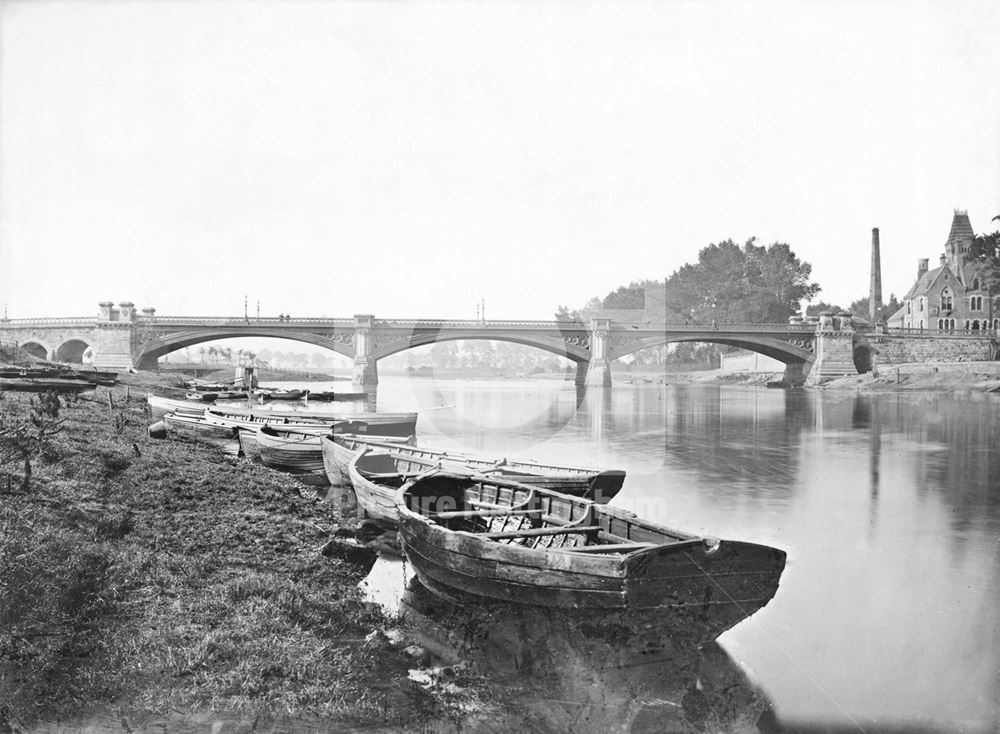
363, 556, 774, 733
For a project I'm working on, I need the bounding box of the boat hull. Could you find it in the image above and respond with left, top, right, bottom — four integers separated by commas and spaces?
396, 473, 786, 643
256, 427, 325, 475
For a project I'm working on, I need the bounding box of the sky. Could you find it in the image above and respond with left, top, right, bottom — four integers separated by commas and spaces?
1, 0, 998, 321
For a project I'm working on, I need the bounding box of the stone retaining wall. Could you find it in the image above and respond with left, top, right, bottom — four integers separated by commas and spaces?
869, 334, 993, 365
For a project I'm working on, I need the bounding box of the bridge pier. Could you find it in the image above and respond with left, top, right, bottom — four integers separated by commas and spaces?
584, 318, 613, 387
352, 314, 379, 386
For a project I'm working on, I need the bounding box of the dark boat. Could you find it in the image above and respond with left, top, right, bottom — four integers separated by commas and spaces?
0, 378, 99, 394
258, 389, 306, 401
0, 367, 116, 386
396, 471, 786, 643
325, 435, 624, 503
304, 389, 367, 402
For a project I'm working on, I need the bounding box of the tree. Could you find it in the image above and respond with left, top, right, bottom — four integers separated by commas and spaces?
967, 216, 1000, 293
663, 238, 820, 323
847, 294, 902, 322
805, 301, 844, 317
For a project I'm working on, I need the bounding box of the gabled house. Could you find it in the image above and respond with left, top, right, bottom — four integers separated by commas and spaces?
888, 210, 995, 332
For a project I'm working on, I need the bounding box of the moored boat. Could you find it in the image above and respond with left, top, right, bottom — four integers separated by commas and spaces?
162, 412, 240, 453
255, 424, 329, 474
305, 389, 367, 402
396, 471, 786, 643
259, 389, 306, 401
147, 394, 418, 436
348, 448, 442, 524
0, 378, 99, 394
324, 434, 624, 502
320, 434, 418, 487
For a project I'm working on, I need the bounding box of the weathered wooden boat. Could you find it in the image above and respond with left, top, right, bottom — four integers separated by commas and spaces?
0, 378, 99, 394
215, 415, 351, 462
320, 434, 418, 487
255, 424, 332, 474
185, 391, 218, 402
0, 367, 117, 386
260, 389, 306, 401
324, 434, 624, 502
147, 395, 213, 421
396, 472, 787, 643
348, 448, 444, 524
305, 389, 367, 402
210, 406, 417, 437
147, 394, 417, 436
212, 390, 251, 401
162, 412, 240, 453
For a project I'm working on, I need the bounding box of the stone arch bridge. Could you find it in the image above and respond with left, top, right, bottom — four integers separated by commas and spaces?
3, 302, 991, 386
0, 301, 834, 386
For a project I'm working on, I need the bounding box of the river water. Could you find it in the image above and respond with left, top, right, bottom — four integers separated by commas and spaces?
273, 376, 1000, 732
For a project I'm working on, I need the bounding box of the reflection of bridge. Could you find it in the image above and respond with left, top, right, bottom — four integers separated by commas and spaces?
0, 301, 994, 385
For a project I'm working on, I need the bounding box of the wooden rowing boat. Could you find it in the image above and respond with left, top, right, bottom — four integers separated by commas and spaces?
147, 395, 418, 436
0, 378, 99, 394
205, 413, 337, 462
347, 448, 443, 524
0, 367, 117, 386
324, 434, 625, 502
147, 395, 214, 421
255, 424, 331, 474
162, 412, 240, 453
396, 471, 786, 643
320, 434, 419, 487
305, 389, 367, 402
259, 389, 306, 401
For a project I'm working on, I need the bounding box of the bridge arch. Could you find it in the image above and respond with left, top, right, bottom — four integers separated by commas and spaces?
134, 329, 355, 369
56, 339, 92, 364
372, 330, 591, 363
606, 333, 815, 369
20, 341, 51, 360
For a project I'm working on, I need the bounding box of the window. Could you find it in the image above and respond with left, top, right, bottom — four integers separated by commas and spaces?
906, 301, 912, 315
973, 278, 980, 290
971, 295, 983, 311
940, 288, 953, 311
964, 319, 971, 331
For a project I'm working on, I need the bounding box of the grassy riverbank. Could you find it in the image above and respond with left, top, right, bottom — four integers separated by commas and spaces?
0, 373, 452, 731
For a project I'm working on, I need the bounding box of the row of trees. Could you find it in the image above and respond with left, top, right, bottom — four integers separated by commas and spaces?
557, 238, 821, 325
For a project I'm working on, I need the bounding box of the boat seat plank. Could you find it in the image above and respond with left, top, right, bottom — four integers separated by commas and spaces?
433, 508, 543, 520
561, 542, 656, 553
485, 525, 600, 540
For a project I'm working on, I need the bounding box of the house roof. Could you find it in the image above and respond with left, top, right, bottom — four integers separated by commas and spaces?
904, 265, 945, 300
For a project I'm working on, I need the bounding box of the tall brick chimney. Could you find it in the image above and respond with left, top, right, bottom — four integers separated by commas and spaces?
917, 258, 929, 278
869, 228, 882, 323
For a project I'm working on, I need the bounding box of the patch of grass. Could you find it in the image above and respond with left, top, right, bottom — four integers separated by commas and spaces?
0, 382, 440, 728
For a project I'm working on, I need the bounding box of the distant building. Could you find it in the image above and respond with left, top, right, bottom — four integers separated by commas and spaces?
888, 210, 995, 332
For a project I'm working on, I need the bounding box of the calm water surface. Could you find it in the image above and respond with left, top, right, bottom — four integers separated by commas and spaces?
275, 376, 1000, 732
